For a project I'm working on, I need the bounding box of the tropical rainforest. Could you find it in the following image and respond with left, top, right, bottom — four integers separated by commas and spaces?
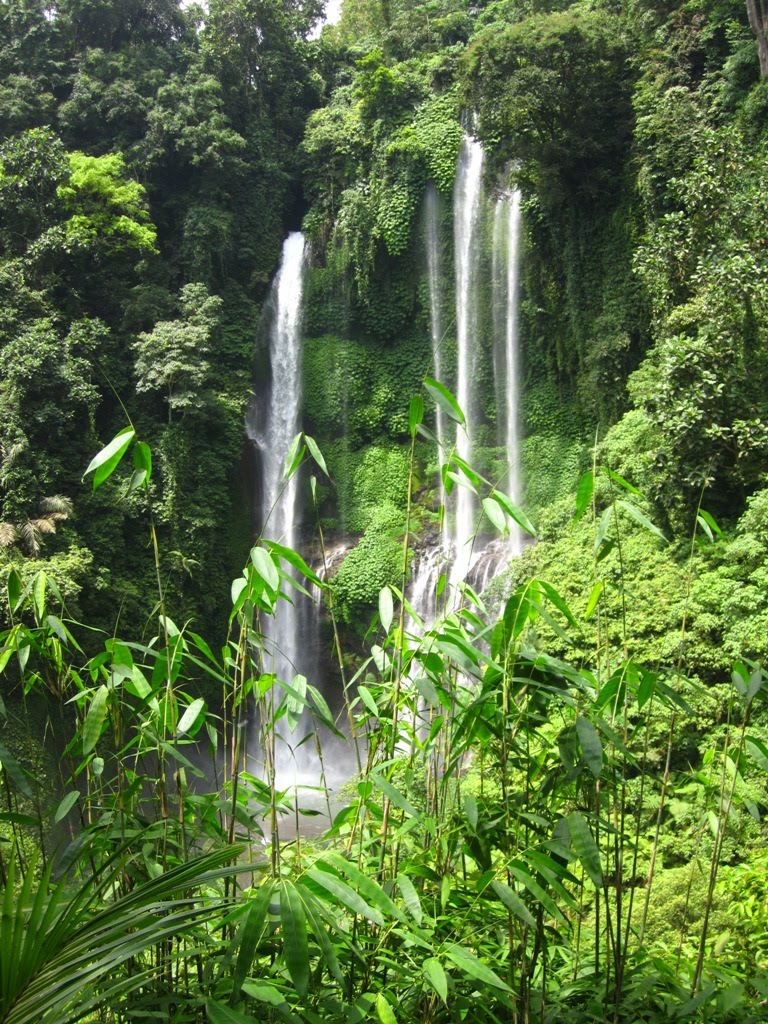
1, 0, 768, 1021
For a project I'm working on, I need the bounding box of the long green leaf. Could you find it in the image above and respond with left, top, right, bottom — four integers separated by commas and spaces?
445, 943, 510, 991
576, 716, 603, 778
568, 812, 603, 888
280, 882, 309, 998
490, 880, 535, 928
423, 957, 448, 1003
82, 685, 109, 755
84, 427, 135, 490
424, 377, 465, 426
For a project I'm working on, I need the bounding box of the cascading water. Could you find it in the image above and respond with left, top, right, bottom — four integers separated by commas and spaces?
250, 231, 316, 786
448, 134, 485, 590
412, 140, 525, 618
425, 183, 446, 477
494, 184, 524, 558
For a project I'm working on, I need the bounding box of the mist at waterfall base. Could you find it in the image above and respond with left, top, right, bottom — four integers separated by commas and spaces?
245, 136, 525, 811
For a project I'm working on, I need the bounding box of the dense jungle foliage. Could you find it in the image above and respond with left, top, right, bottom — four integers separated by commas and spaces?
2, 0, 768, 1021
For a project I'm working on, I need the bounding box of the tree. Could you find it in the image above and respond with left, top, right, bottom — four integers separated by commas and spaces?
133, 282, 223, 420
746, 0, 768, 76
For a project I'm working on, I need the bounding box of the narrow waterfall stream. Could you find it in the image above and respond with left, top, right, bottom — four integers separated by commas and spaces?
448, 134, 485, 591
250, 232, 320, 788
496, 184, 524, 558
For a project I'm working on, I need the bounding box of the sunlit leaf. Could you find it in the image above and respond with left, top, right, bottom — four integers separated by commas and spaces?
84, 427, 135, 490
424, 377, 465, 426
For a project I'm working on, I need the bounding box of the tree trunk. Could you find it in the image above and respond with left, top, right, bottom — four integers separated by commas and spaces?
747, 0, 768, 77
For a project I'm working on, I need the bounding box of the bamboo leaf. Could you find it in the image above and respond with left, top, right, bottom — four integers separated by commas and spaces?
568, 812, 603, 888
423, 957, 448, 1003
379, 585, 394, 635
282, 432, 304, 481
206, 1000, 258, 1024
492, 490, 536, 536
424, 377, 465, 426
409, 395, 424, 438
304, 867, 384, 926
576, 716, 603, 777
603, 468, 640, 495
54, 791, 79, 824
84, 427, 135, 490
617, 499, 668, 544
176, 697, 205, 736
265, 541, 322, 587
396, 873, 422, 925
482, 496, 507, 535
584, 581, 603, 620
280, 883, 309, 998
376, 992, 398, 1024
490, 880, 535, 928
251, 546, 279, 593
445, 943, 510, 991
574, 470, 594, 521
304, 434, 328, 477
82, 685, 109, 755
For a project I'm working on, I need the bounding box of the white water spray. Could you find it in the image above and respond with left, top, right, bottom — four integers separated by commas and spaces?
449, 134, 485, 589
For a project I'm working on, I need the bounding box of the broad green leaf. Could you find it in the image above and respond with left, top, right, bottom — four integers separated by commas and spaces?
576, 716, 603, 777
304, 434, 328, 476
251, 547, 279, 592
33, 572, 46, 622
133, 440, 152, 482
482, 496, 507, 535
206, 1000, 259, 1024
54, 791, 79, 823
603, 468, 640, 495
492, 490, 536, 536
280, 883, 309, 997
322, 852, 404, 922
84, 427, 135, 490
7, 569, 22, 613
283, 432, 304, 481
746, 736, 768, 772
575, 470, 594, 520
698, 508, 722, 537
357, 685, 379, 719
584, 581, 603, 620
568, 812, 603, 888
423, 957, 448, 1003
396, 873, 422, 925
376, 992, 397, 1024
177, 697, 205, 736
304, 866, 384, 925
463, 792, 478, 829
617, 499, 668, 544
240, 982, 289, 1008
445, 943, 510, 991
0, 740, 32, 796
594, 506, 612, 553
265, 541, 322, 586
539, 580, 580, 630
371, 772, 419, 818
379, 585, 394, 635
82, 685, 109, 755
409, 395, 424, 438
424, 377, 465, 426
490, 880, 536, 928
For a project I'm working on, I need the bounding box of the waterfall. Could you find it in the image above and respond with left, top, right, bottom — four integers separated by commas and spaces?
252, 231, 317, 787
448, 134, 485, 590
494, 185, 524, 556
425, 184, 446, 476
